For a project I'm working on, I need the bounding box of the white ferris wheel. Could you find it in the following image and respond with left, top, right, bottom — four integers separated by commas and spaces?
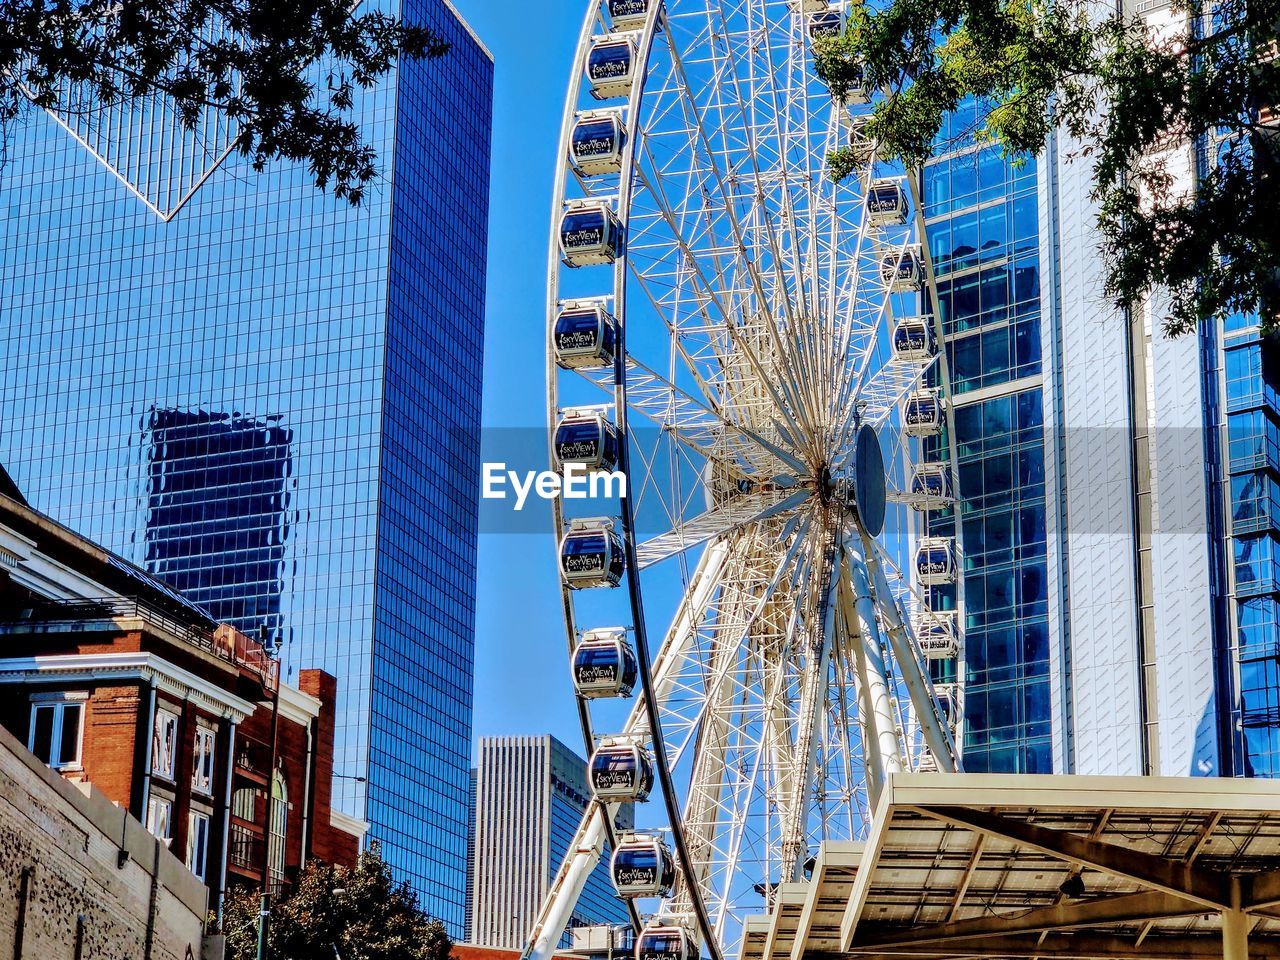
532, 2, 966, 960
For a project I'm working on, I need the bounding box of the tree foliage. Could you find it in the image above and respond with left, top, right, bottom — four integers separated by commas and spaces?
223, 846, 455, 960
1, 0, 448, 204
814, 0, 1280, 334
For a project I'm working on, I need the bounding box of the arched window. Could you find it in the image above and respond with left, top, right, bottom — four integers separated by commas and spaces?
267, 770, 288, 894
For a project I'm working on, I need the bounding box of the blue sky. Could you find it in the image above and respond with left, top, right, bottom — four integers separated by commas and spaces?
450, 0, 588, 750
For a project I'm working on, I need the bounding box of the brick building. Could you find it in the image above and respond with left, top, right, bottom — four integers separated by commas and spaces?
0, 490, 364, 916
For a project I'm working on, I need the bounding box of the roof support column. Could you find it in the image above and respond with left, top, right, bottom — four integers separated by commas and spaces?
1224, 908, 1250, 960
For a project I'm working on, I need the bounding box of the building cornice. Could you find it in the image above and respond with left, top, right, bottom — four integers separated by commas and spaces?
0, 652, 256, 721
270, 681, 322, 726
0, 524, 113, 600
330, 808, 370, 842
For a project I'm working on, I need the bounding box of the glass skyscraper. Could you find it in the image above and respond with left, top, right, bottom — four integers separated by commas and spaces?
0, 0, 491, 933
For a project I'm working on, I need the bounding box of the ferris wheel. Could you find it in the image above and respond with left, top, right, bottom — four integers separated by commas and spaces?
530, 2, 966, 959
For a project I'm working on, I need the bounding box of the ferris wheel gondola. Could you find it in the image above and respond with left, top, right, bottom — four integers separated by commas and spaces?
571, 627, 639, 698
529, 2, 967, 959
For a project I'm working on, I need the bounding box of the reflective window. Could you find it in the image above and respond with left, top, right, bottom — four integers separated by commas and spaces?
193, 725, 217, 796
187, 812, 211, 882
152, 707, 180, 780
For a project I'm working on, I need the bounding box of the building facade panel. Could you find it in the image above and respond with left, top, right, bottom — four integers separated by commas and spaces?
1051, 127, 1144, 777
1144, 287, 1218, 777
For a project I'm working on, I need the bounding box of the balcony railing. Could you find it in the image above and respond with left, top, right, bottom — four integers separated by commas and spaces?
235, 736, 273, 782
0, 596, 279, 692
228, 822, 266, 873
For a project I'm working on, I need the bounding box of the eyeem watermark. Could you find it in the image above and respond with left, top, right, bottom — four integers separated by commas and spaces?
483, 462, 627, 511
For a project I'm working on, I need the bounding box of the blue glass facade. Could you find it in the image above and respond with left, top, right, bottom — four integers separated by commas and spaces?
144, 409, 294, 645
922, 101, 1053, 773
0, 0, 491, 934
1220, 313, 1280, 776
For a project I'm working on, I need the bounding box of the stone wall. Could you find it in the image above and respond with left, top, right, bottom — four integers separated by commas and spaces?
0, 721, 209, 960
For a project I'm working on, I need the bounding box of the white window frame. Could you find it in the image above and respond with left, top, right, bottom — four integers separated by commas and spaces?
267, 770, 288, 893
146, 795, 173, 846
192, 725, 216, 796
28, 692, 88, 771
187, 811, 211, 881
152, 706, 180, 780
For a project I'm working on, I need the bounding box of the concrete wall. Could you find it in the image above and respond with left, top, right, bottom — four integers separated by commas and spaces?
0, 721, 209, 960
1048, 125, 1145, 776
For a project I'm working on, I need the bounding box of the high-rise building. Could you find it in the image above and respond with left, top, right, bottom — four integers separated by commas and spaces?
0, 0, 492, 933
470, 736, 632, 949
466, 768, 477, 944
928, 0, 1279, 782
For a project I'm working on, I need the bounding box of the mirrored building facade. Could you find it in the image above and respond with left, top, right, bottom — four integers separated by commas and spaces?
926, 10, 1280, 782
920, 105, 1052, 774
0, 0, 492, 934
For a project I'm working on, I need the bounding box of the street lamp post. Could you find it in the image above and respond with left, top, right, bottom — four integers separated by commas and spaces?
256, 627, 282, 960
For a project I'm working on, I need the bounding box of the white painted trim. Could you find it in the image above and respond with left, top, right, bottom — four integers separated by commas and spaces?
0, 526, 36, 562
330, 808, 370, 842
0, 653, 256, 721
4, 542, 115, 601
441, 0, 494, 61
271, 683, 322, 726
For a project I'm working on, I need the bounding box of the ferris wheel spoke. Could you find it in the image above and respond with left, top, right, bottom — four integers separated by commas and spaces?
575, 353, 809, 477
653, 21, 835, 452
675, 6, 799, 320
659, 512, 817, 769
636, 489, 810, 570
629, 160, 815, 450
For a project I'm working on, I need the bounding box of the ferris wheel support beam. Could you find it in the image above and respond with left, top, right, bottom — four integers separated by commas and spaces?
670, 556, 752, 927
521, 802, 613, 960
841, 535, 904, 807
777, 550, 838, 882
522, 541, 731, 960
632, 539, 732, 734
864, 537, 960, 772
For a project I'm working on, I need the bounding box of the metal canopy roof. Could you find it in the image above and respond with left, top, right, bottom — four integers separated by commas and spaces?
739, 773, 1280, 960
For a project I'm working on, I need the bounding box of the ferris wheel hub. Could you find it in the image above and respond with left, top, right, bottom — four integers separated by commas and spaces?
818, 425, 886, 536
